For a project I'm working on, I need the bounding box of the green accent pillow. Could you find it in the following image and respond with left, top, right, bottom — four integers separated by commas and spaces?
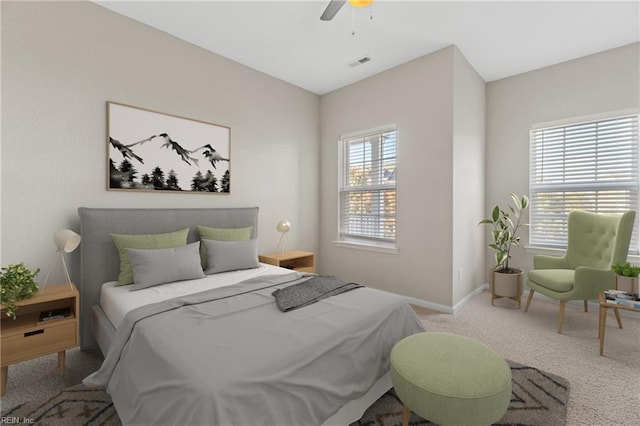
196, 226, 253, 241
196, 225, 253, 268
110, 228, 189, 286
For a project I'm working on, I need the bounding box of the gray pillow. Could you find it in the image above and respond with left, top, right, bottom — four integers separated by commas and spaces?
127, 242, 205, 291
196, 225, 254, 269
202, 238, 260, 274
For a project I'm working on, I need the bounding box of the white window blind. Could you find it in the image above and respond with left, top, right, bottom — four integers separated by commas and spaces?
339, 126, 397, 246
529, 113, 639, 253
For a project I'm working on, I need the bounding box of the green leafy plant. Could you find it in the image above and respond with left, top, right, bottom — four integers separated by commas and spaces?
479, 193, 529, 274
612, 262, 640, 278
1, 262, 40, 319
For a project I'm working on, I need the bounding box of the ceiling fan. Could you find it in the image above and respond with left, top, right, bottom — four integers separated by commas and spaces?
320, 0, 374, 21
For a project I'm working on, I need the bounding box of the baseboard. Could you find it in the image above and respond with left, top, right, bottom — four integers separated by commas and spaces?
369, 286, 454, 314
452, 284, 488, 313
403, 294, 453, 314
399, 284, 489, 315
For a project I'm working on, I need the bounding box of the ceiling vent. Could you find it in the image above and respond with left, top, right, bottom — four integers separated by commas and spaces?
349, 56, 371, 68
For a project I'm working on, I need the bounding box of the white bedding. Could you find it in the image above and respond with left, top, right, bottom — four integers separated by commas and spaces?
86, 272, 425, 425
100, 263, 291, 329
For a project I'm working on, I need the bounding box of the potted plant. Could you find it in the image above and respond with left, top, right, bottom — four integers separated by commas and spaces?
479, 193, 529, 306
612, 262, 640, 294
1, 262, 40, 319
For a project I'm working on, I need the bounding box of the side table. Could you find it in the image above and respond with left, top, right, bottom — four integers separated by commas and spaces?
598, 292, 639, 356
259, 251, 315, 273
1, 283, 79, 395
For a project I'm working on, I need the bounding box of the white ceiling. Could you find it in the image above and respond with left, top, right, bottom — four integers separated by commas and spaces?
95, 1, 639, 95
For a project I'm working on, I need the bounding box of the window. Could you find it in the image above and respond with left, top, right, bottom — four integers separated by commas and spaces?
338, 125, 397, 249
529, 112, 639, 253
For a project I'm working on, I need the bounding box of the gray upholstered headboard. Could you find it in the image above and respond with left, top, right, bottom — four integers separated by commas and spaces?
78, 207, 259, 349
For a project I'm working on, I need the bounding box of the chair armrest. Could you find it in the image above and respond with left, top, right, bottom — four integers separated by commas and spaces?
533, 254, 568, 269
572, 267, 615, 300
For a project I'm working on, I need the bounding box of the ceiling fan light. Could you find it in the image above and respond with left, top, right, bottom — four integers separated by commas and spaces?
348, 0, 373, 8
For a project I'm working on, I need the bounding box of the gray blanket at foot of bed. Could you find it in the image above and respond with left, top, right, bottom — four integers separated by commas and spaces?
272, 275, 363, 312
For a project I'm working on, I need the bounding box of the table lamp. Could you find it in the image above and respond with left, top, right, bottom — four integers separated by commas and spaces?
42, 229, 81, 291
276, 220, 291, 254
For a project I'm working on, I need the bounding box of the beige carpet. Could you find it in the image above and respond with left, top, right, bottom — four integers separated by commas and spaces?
414, 291, 640, 426
1, 290, 638, 425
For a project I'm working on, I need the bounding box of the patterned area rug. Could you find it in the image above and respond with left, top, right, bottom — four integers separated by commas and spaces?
2, 360, 568, 426
352, 360, 570, 426
2, 385, 119, 426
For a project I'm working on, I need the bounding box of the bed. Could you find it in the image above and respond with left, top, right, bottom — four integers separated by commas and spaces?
78, 207, 424, 426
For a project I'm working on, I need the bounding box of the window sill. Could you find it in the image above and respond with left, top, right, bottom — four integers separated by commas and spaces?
333, 240, 399, 254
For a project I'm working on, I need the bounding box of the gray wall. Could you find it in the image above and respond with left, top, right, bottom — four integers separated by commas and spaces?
1, 1, 320, 284
452, 49, 486, 305
320, 46, 486, 309
485, 42, 640, 275
3, 1, 636, 309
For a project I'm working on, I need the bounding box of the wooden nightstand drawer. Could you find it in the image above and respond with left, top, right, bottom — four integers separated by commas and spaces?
1, 321, 76, 365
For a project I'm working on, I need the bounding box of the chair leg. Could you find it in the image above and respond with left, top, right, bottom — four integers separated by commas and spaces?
402, 404, 410, 426
557, 300, 567, 334
524, 289, 535, 312
584, 300, 588, 312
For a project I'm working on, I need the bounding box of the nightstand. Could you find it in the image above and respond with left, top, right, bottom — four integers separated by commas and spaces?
1, 283, 79, 395
259, 251, 315, 273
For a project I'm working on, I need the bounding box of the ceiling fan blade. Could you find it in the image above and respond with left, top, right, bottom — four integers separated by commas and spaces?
320, 0, 346, 21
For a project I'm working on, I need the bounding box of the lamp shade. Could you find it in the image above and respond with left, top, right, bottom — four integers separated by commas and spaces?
54, 229, 81, 253
276, 220, 291, 233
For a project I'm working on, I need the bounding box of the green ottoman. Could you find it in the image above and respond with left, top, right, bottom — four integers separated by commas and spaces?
390, 332, 511, 426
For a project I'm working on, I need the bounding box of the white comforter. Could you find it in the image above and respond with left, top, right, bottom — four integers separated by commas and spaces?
85, 273, 424, 426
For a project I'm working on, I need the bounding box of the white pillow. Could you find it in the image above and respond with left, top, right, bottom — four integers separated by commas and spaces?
127, 242, 205, 291
202, 238, 260, 274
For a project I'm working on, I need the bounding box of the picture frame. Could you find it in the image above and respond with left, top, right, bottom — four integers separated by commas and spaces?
107, 101, 231, 193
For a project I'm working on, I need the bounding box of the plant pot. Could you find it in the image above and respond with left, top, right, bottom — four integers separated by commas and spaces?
616, 275, 639, 294
490, 268, 524, 308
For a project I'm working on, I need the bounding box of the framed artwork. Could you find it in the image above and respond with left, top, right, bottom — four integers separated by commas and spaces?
107, 101, 231, 193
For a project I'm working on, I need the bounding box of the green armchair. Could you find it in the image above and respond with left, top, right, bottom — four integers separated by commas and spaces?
525, 210, 636, 333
